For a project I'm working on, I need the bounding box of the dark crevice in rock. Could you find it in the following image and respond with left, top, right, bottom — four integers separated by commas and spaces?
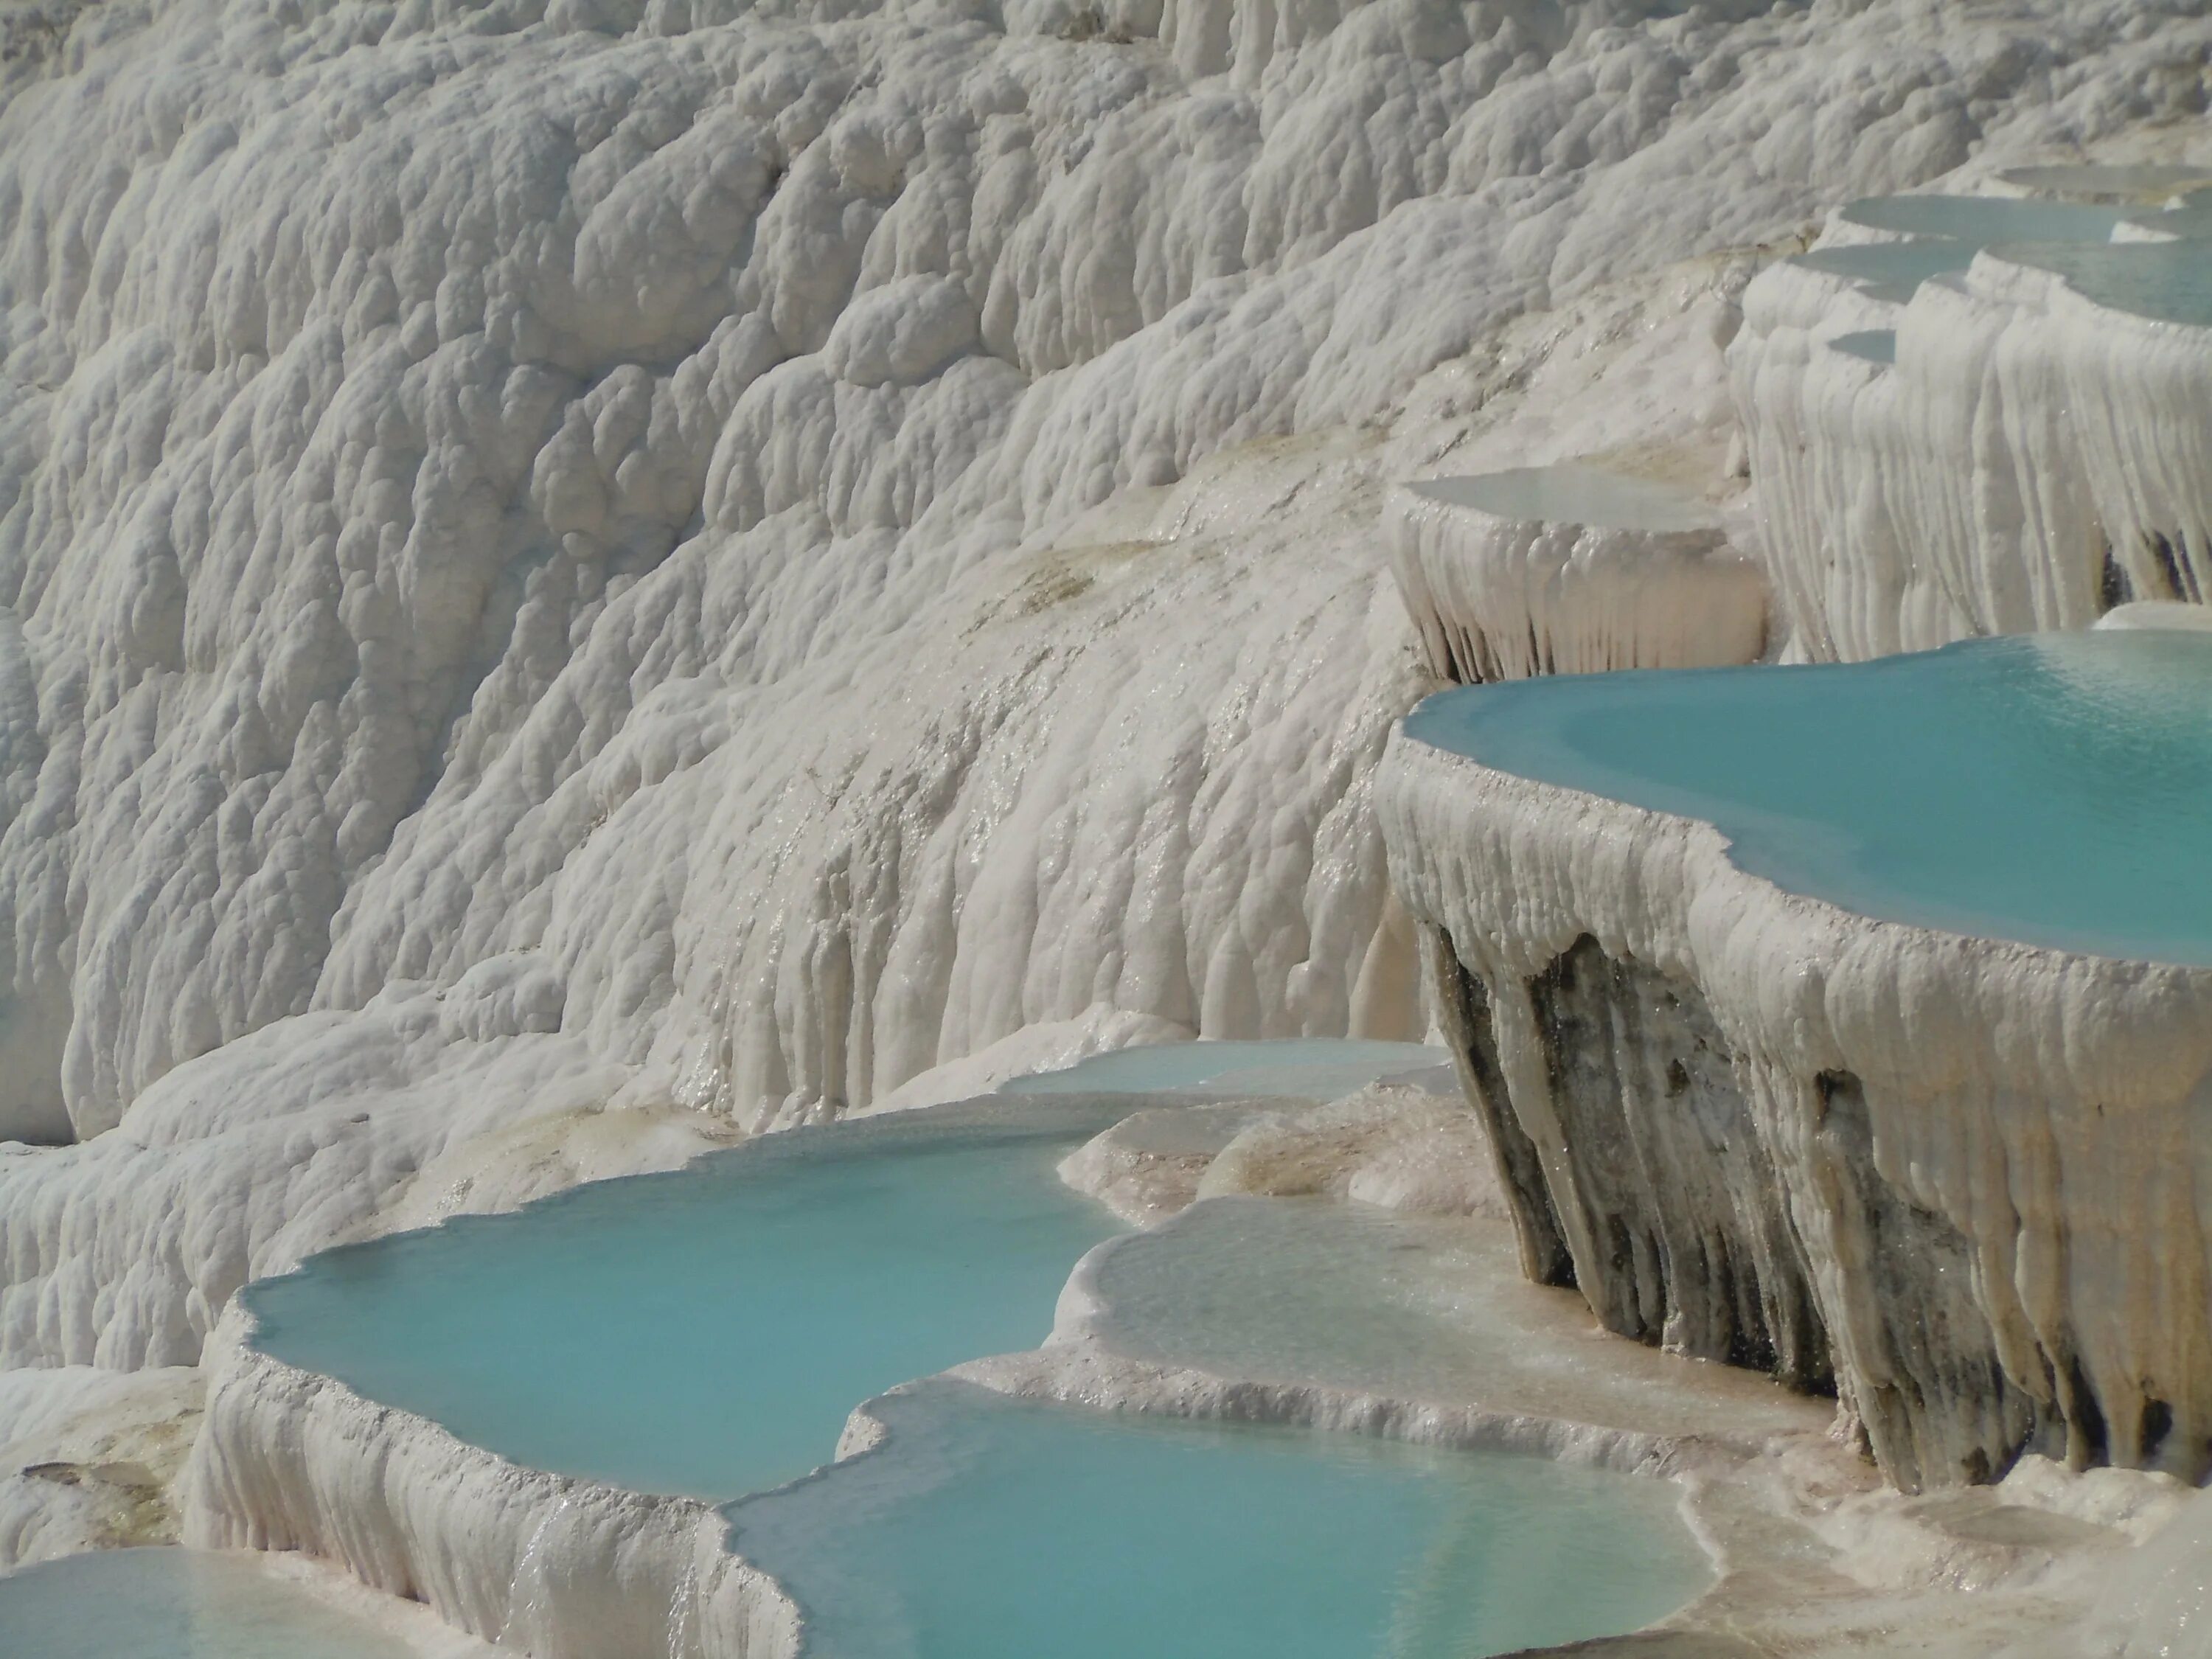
1526, 936, 1831, 1391
2098, 537, 2131, 612
1815, 1068, 2059, 1492
2141, 1397, 2174, 1464
2145, 530, 2194, 601
1424, 923, 1575, 1287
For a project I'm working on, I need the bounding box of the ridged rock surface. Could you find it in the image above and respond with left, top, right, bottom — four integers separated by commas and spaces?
1380, 730, 2212, 1493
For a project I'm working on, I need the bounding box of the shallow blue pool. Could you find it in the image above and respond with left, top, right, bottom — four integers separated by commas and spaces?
0, 1550, 411, 1659
246, 1101, 1129, 1500
1795, 192, 2202, 306
1994, 237, 2212, 327
727, 1380, 1711, 1659
1403, 631, 2212, 965
1839, 194, 2132, 243
1002, 1037, 1444, 1099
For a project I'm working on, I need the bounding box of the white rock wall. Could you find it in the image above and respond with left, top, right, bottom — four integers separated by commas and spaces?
1379, 730, 2212, 1492
1, 0, 2205, 1155
1734, 232, 2212, 662
184, 1312, 791, 1659
1385, 479, 1766, 681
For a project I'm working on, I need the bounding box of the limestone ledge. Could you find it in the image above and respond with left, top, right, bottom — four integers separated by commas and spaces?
1733, 237, 2212, 662
183, 1305, 798, 1659
1377, 726, 2212, 1494
1385, 479, 1767, 685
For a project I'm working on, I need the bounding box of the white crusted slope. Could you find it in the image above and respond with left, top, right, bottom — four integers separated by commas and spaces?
0, 0, 2207, 1153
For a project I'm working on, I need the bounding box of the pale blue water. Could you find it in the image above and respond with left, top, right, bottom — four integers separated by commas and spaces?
1407, 467, 1714, 532
1001, 1037, 1445, 1099
1994, 238, 2212, 328
1402, 631, 2212, 966
726, 1380, 1711, 1659
0, 1550, 410, 1659
1830, 330, 1896, 365
1792, 240, 1976, 302
246, 1100, 1130, 1500
1798, 195, 2167, 305
1840, 195, 2130, 243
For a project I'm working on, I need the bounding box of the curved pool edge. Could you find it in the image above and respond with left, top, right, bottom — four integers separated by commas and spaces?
189, 1245, 1744, 1659
184, 1303, 801, 1659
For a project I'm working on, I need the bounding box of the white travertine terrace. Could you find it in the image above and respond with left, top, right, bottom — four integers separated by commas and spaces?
1378, 728, 2212, 1494
186, 1310, 793, 1659
1385, 467, 1767, 683
2, 0, 2212, 1649
4, 0, 2194, 1392
1733, 206, 2212, 661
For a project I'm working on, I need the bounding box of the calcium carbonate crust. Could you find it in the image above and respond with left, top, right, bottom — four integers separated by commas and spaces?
1, 0, 2208, 1157
185, 1308, 802, 1659
1734, 223, 2212, 662
183, 1076, 2200, 1659
1385, 479, 1767, 683
1378, 726, 2212, 1494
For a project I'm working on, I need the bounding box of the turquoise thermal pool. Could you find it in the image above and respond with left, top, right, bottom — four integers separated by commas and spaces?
1795, 192, 2199, 305
726, 1379, 1712, 1659
1839, 194, 2132, 243
1001, 1036, 1444, 1098
1402, 630, 2212, 966
0, 1550, 411, 1659
1404, 467, 1716, 532
1999, 163, 2212, 202
1791, 240, 1978, 302
245, 1099, 1128, 1500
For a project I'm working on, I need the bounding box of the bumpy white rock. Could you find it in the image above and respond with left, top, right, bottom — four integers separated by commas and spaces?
1, 0, 2210, 1554
1734, 219, 2212, 661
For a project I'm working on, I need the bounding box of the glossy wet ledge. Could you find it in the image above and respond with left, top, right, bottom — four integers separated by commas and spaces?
1084, 1196, 1820, 1443
725, 1379, 1713, 1659
0, 1550, 413, 1659
1001, 1037, 1445, 1099
244, 1099, 1130, 1501
1402, 631, 2212, 967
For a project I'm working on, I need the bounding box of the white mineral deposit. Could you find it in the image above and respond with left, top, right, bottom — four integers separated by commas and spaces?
5, 0, 2212, 1654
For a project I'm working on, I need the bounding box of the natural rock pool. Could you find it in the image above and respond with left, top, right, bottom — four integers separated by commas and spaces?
245, 1100, 1130, 1500
726, 1378, 1711, 1659
1403, 630, 2212, 964
232, 1045, 1721, 1658
0, 1549, 417, 1658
